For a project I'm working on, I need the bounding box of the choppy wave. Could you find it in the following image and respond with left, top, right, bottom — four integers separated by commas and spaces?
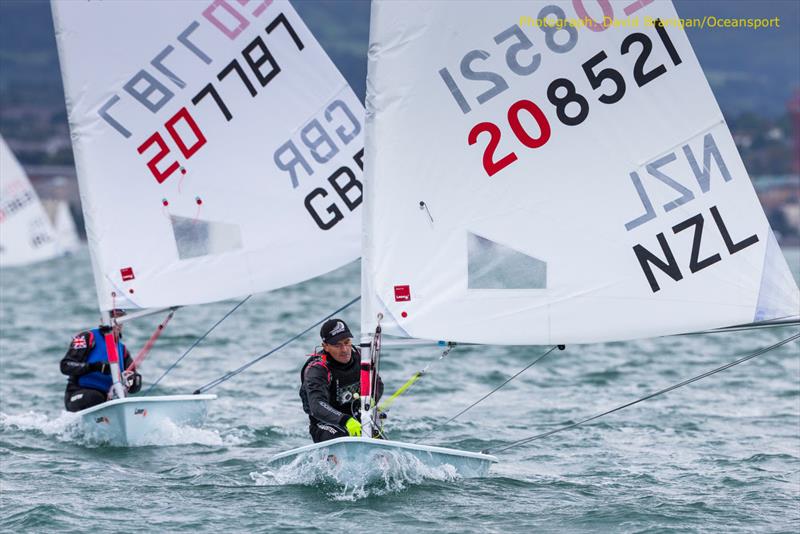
0, 410, 243, 448
0, 410, 82, 441
114, 418, 246, 448
251, 448, 461, 500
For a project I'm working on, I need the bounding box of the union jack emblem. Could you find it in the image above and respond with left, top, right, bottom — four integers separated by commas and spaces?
71, 336, 87, 349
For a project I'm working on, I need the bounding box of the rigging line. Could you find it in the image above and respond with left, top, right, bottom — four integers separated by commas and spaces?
684, 317, 800, 336
378, 342, 456, 412
145, 295, 252, 395
193, 296, 361, 394
487, 331, 800, 455
416, 345, 559, 443
127, 309, 175, 373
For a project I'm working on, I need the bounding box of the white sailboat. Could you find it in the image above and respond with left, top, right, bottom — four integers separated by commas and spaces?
0, 136, 62, 267
271, 0, 799, 476
51, 0, 365, 445
52, 200, 81, 254
42, 198, 82, 254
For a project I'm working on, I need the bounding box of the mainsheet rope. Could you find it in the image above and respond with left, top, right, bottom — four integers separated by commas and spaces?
417, 345, 561, 443
126, 309, 175, 373
145, 295, 252, 395
486, 331, 800, 454
378, 342, 457, 413
193, 296, 361, 394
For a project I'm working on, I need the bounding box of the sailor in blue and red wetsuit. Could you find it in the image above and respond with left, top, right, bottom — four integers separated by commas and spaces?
299, 318, 383, 442
60, 309, 142, 412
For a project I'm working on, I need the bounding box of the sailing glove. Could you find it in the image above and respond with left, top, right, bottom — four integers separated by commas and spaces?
88, 361, 111, 374
345, 417, 362, 437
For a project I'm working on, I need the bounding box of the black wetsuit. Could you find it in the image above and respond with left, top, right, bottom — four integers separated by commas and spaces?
60, 329, 139, 412
300, 347, 383, 443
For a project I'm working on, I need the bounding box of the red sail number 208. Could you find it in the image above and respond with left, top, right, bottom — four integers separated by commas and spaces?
468, 99, 551, 177
137, 107, 207, 184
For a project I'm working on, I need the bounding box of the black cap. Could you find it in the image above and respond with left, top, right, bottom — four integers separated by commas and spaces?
320, 318, 352, 344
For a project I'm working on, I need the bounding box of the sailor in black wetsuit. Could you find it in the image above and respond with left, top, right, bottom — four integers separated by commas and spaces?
60, 309, 142, 412
300, 318, 383, 443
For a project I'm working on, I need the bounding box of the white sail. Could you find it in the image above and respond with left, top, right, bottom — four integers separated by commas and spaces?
52, 0, 364, 311
362, 0, 799, 345
0, 136, 62, 267
52, 200, 81, 253
43, 198, 82, 254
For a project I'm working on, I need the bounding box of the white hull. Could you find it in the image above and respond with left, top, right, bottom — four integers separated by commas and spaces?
76, 394, 216, 446
269, 437, 498, 478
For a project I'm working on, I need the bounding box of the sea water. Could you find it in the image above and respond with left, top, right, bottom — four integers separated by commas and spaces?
1, 247, 798, 532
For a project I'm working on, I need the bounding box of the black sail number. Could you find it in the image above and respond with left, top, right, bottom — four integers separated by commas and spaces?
582, 50, 626, 104
621, 33, 667, 87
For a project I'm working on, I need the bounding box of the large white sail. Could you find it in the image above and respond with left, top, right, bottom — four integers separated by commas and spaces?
362, 1, 799, 345
53, 0, 364, 311
0, 136, 62, 267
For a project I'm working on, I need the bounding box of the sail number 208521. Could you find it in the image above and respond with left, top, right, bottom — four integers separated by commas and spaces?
440, 3, 681, 177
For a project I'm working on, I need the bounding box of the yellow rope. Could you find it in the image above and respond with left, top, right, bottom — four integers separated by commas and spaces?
377, 342, 456, 412
378, 372, 423, 411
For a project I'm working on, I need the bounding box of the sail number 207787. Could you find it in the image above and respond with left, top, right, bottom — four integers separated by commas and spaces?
138, 11, 304, 184
94, 0, 301, 185
438, 3, 680, 177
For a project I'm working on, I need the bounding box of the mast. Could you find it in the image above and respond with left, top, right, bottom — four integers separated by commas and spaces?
359, 315, 382, 439
100, 310, 126, 400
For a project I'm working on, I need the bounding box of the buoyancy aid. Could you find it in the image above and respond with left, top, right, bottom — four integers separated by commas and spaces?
299, 349, 362, 415
77, 328, 126, 392
299, 353, 329, 414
